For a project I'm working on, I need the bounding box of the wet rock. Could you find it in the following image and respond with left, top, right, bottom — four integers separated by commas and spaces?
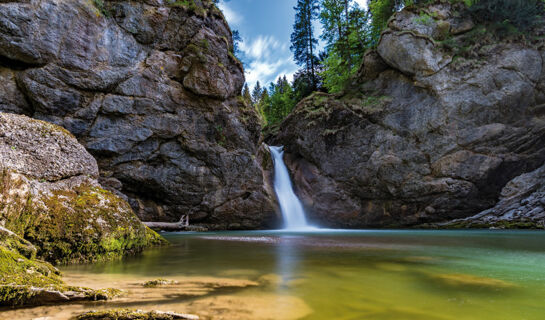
431, 273, 516, 289
77, 309, 199, 320
143, 279, 179, 288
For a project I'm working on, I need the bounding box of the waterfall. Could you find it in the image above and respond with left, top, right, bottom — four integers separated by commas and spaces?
269, 145, 313, 230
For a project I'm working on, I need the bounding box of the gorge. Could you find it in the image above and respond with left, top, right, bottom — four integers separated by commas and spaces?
0, 0, 544, 319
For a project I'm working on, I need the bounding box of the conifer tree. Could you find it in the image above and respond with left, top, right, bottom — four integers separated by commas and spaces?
251, 81, 263, 106
290, 0, 320, 89
242, 83, 252, 106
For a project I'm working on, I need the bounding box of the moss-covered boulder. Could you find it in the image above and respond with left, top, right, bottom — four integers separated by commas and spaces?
0, 113, 165, 264
0, 226, 121, 307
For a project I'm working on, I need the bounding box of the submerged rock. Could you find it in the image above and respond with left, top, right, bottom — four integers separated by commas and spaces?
430, 273, 516, 289
0, 113, 164, 265
0, 0, 277, 229
77, 309, 199, 320
272, 2, 545, 228
142, 279, 179, 288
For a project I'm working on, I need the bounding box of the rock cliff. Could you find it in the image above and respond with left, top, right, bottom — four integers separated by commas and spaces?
444, 163, 545, 229
0, 113, 161, 307
272, 2, 545, 228
0, 0, 277, 229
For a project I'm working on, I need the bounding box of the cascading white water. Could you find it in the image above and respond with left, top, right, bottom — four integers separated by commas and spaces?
269, 145, 313, 230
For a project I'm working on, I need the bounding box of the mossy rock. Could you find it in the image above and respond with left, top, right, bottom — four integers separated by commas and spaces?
77, 309, 199, 320
0, 170, 166, 265
24, 183, 167, 264
142, 279, 179, 288
0, 227, 124, 307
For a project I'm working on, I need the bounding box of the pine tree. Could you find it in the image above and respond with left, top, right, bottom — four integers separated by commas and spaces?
232, 30, 242, 56
251, 81, 263, 106
290, 0, 320, 89
320, 0, 372, 92
320, 0, 351, 66
242, 83, 252, 106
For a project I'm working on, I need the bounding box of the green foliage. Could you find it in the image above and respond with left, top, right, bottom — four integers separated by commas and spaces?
319, 0, 371, 93
320, 50, 357, 93
414, 12, 434, 26
291, 0, 320, 89
232, 29, 243, 57
92, 0, 111, 17
368, 0, 398, 45
166, 0, 208, 16
263, 77, 297, 126
469, 0, 544, 31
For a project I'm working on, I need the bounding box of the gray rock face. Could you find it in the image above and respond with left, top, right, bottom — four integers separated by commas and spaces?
0, 0, 277, 229
272, 3, 545, 228
378, 31, 451, 76
444, 164, 545, 228
0, 113, 98, 181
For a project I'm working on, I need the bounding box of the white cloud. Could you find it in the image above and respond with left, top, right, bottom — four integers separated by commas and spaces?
240, 35, 282, 60
245, 59, 287, 86
240, 35, 299, 89
354, 0, 368, 9
218, 1, 243, 26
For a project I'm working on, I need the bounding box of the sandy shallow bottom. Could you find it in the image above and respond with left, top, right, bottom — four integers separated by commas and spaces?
0, 272, 312, 320
2, 230, 545, 320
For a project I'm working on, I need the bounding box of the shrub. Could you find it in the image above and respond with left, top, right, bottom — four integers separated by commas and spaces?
469, 0, 544, 31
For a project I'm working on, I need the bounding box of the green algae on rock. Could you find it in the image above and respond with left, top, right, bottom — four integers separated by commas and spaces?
0, 113, 165, 265
0, 226, 122, 307
77, 309, 199, 320
20, 178, 166, 264
142, 279, 179, 288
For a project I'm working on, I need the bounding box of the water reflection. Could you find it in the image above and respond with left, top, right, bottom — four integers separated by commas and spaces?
276, 236, 301, 288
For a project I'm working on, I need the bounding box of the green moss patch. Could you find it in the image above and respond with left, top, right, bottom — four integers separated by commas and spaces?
77, 309, 199, 320
0, 170, 165, 265
142, 279, 179, 288
23, 184, 166, 264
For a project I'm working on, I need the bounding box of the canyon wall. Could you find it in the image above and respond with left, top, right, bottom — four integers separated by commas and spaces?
273, 2, 545, 228
0, 0, 278, 229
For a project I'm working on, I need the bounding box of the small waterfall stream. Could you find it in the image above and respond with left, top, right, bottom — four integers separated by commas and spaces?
269, 145, 313, 230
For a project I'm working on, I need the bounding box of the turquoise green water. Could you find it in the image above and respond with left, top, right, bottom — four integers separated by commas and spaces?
54, 230, 545, 320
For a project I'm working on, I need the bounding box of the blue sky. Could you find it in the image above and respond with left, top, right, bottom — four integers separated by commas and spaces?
218, 0, 367, 90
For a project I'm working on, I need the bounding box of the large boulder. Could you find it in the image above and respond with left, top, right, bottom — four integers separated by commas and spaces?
443, 164, 545, 229
0, 113, 164, 264
272, 2, 545, 228
0, 225, 122, 307
0, 0, 277, 229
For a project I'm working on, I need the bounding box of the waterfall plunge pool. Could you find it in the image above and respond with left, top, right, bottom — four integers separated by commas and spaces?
5, 230, 545, 320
